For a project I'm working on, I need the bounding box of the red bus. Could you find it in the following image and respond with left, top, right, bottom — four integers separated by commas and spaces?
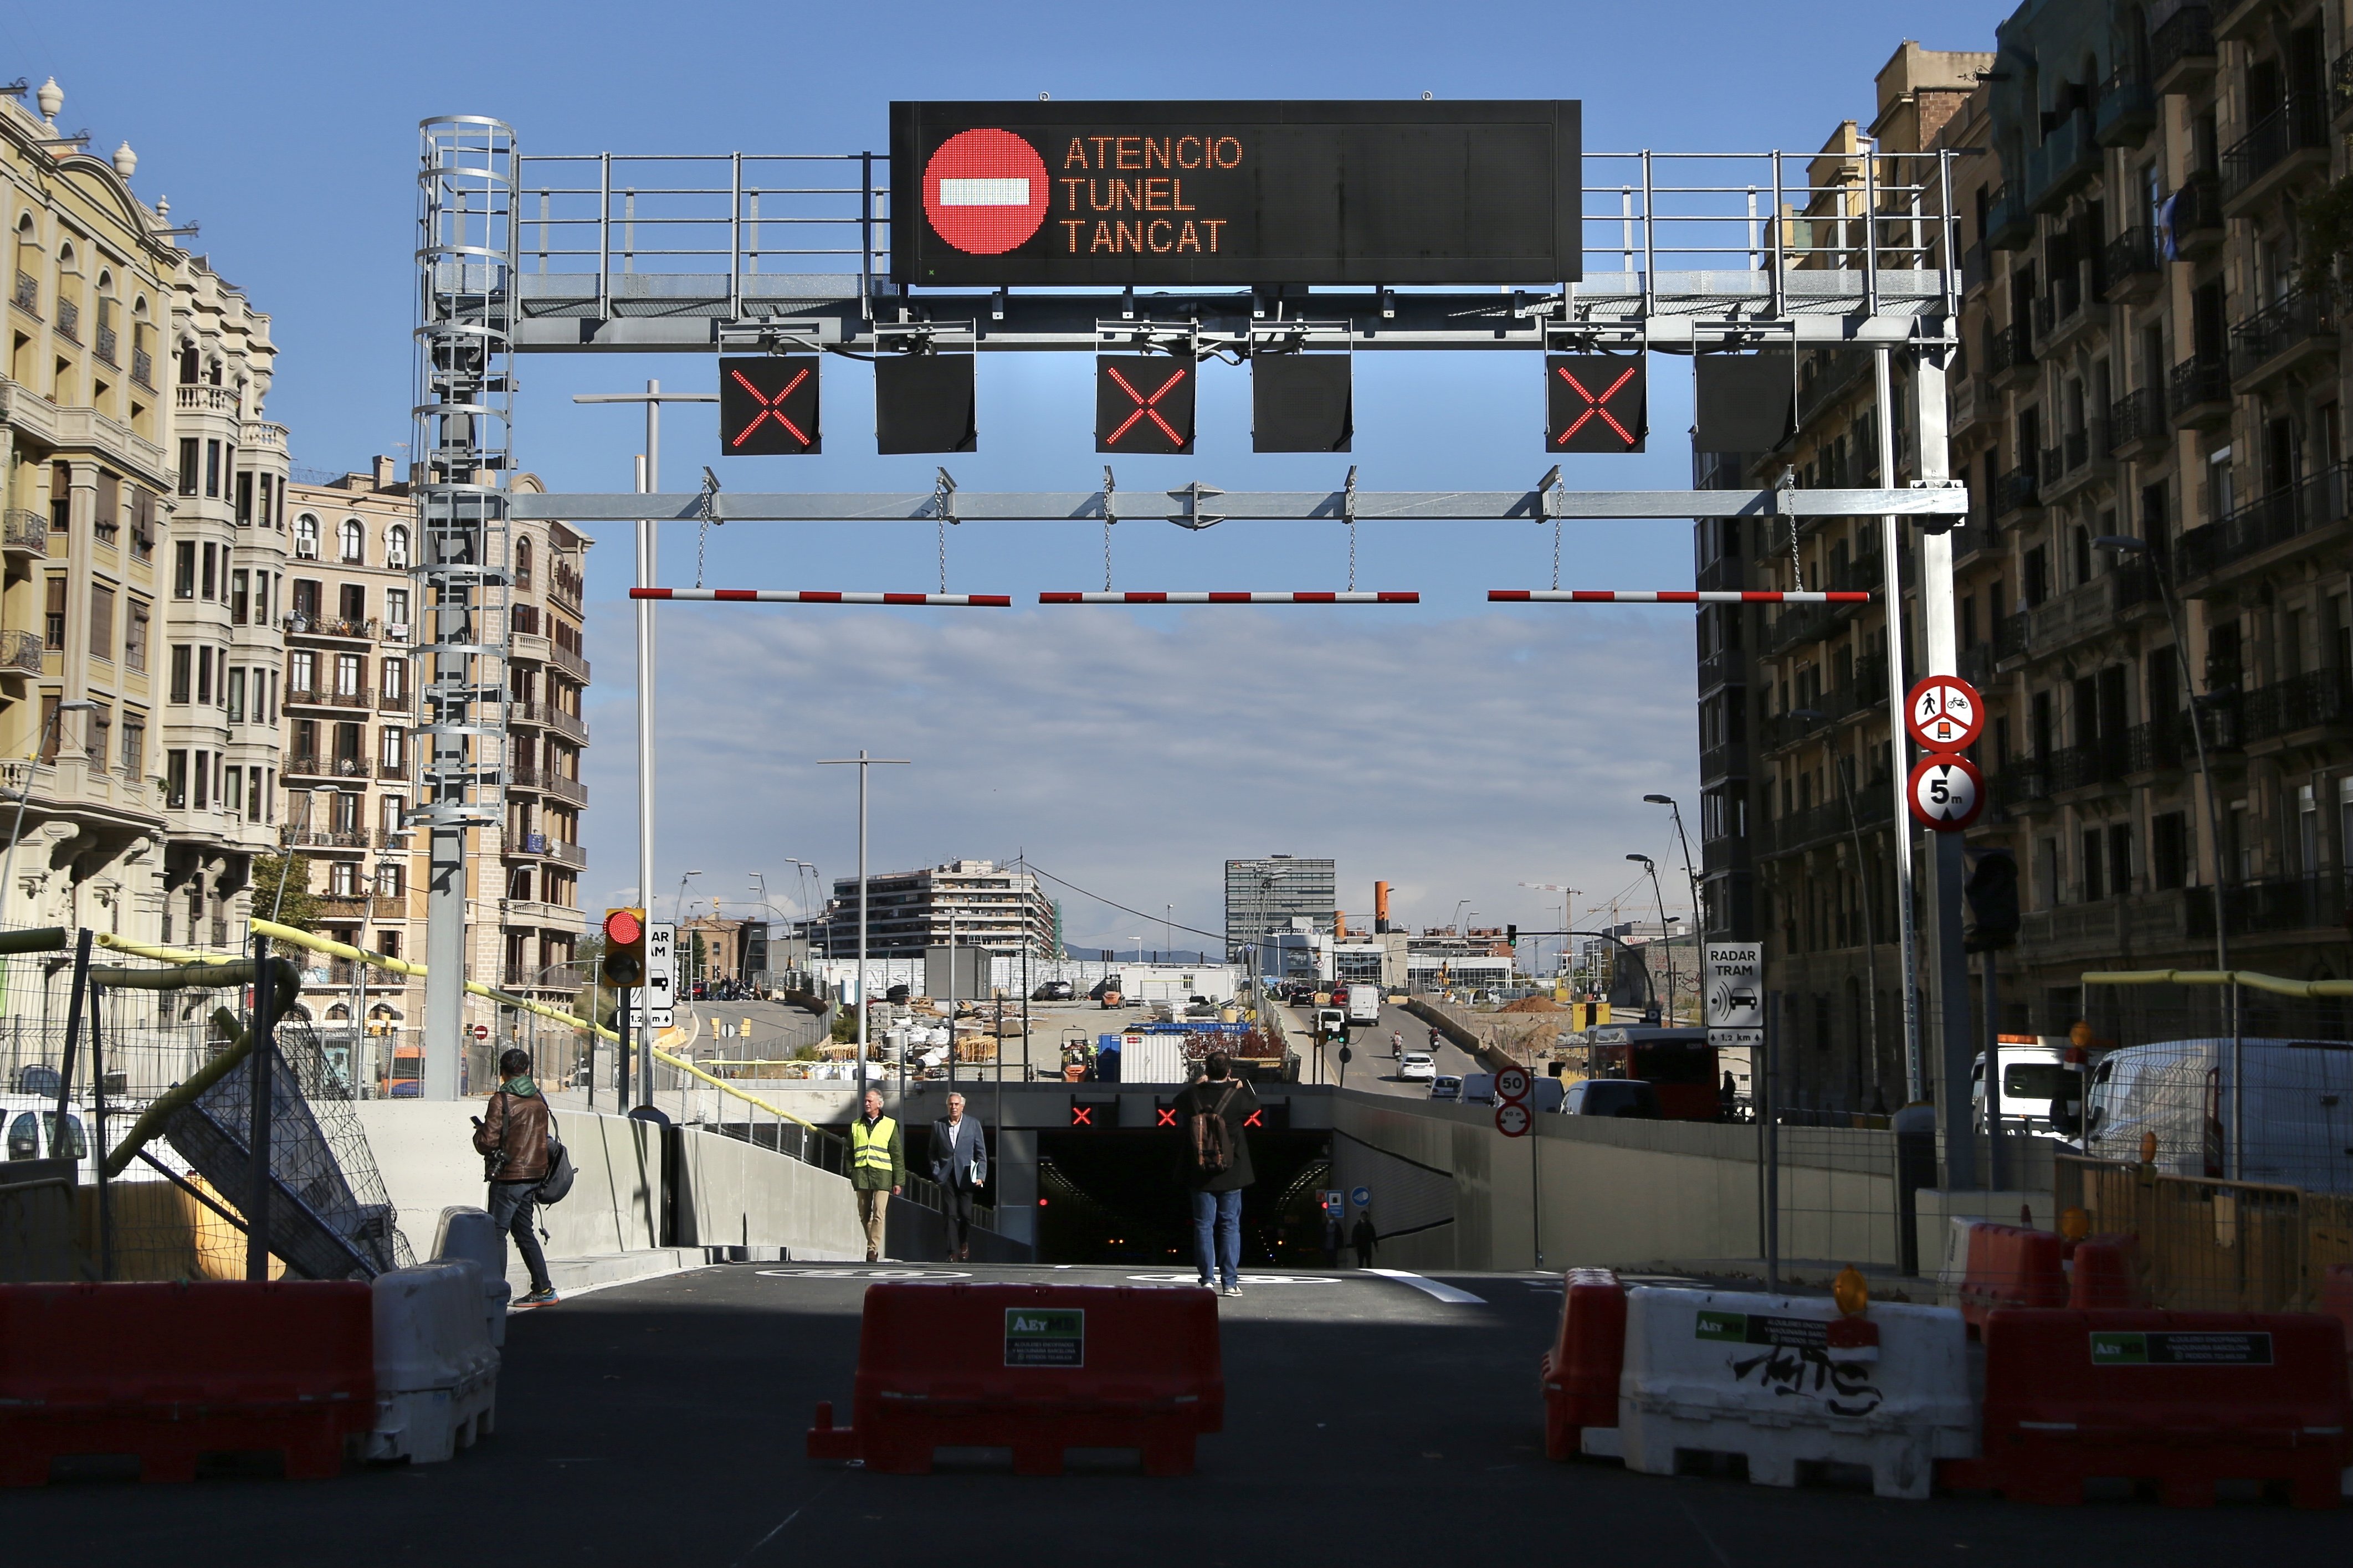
1567, 1025, 1722, 1122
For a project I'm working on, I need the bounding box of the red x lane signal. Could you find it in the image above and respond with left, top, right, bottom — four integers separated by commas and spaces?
1545, 354, 1645, 453
1096, 356, 1195, 454
719, 355, 822, 455
1243, 1108, 1264, 1128
1070, 1104, 1094, 1127
1156, 1107, 1179, 1128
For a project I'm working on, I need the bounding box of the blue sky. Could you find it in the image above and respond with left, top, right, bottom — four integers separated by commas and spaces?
10, 0, 2017, 954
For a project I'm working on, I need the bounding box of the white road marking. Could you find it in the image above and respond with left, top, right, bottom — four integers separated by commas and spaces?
1125, 1274, 1339, 1286
940, 177, 1031, 206
1366, 1268, 1486, 1304
756, 1268, 970, 1279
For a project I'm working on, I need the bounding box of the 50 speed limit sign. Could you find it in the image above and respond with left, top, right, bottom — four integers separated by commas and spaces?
1907, 753, 1985, 831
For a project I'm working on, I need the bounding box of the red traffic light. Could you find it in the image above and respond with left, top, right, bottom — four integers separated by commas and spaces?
603, 908, 643, 947
603, 906, 648, 987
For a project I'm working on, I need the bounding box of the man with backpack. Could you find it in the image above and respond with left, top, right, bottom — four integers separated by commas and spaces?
1174, 1052, 1258, 1297
471, 1047, 561, 1306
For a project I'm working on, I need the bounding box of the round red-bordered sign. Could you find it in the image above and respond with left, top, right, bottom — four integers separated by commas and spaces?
1906, 674, 1985, 752
1907, 753, 1985, 832
921, 129, 1049, 256
1495, 1065, 1532, 1103
1495, 1102, 1532, 1138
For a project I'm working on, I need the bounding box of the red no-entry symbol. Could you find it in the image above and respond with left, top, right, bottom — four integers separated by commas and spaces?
922, 128, 1050, 256
719, 356, 821, 455
1096, 356, 1195, 454
1545, 354, 1646, 453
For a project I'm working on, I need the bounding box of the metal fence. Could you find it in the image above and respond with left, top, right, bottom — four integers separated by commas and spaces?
2057, 1155, 2352, 1313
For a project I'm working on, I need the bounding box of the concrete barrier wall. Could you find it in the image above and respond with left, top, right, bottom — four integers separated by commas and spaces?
664, 1118, 865, 1260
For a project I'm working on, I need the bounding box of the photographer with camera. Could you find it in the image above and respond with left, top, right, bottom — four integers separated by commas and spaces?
472, 1047, 560, 1305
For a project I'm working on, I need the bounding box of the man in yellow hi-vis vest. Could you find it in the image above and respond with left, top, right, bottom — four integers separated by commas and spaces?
849, 1087, 904, 1263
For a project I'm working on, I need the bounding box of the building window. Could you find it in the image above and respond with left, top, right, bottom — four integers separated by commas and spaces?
43, 576, 65, 650
94, 471, 119, 547
204, 440, 221, 498
379, 726, 405, 773
374, 861, 404, 898
380, 794, 406, 836
339, 583, 365, 624
178, 345, 198, 384
515, 536, 534, 590
335, 652, 363, 697
331, 791, 360, 835
381, 656, 408, 703
339, 517, 363, 564
386, 525, 409, 568
177, 438, 198, 497
124, 597, 148, 672
289, 648, 316, 697
227, 667, 245, 723
236, 470, 253, 525
225, 764, 242, 816
87, 706, 109, 770
129, 488, 153, 560
329, 860, 359, 897
168, 645, 191, 703
166, 749, 187, 808
121, 716, 143, 780
230, 569, 249, 625
173, 541, 196, 598
247, 767, 263, 821
201, 542, 217, 600
294, 514, 319, 559
196, 646, 213, 706
291, 579, 321, 623
385, 588, 410, 634
88, 584, 112, 661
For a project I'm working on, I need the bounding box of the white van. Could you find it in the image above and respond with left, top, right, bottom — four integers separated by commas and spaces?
2083, 1038, 2353, 1193
1970, 1040, 2079, 1135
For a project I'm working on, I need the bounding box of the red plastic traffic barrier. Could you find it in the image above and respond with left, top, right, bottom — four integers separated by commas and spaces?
1539, 1269, 1626, 1461
1959, 1222, 2066, 1332
0, 1281, 375, 1485
1944, 1309, 2352, 1508
806, 1282, 1222, 1476
2067, 1235, 2147, 1309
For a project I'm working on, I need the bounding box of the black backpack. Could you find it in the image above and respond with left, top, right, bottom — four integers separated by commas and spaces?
1189, 1082, 1241, 1175
535, 1111, 577, 1205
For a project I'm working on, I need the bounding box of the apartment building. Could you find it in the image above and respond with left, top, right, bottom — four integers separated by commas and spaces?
819, 860, 1055, 958
281, 463, 592, 1046
2, 76, 285, 951
1223, 854, 1338, 961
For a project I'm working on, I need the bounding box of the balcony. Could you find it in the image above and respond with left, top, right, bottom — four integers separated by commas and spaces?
1761, 599, 1844, 656
550, 644, 590, 682
1, 508, 46, 557
285, 614, 378, 642
280, 826, 369, 851
284, 754, 371, 781
0, 629, 42, 676
2032, 282, 2096, 357
2227, 287, 2336, 389
1950, 371, 1981, 435
2221, 96, 2329, 213
317, 894, 407, 923
1957, 641, 1995, 691
1758, 782, 1894, 858
1992, 462, 2040, 519
508, 700, 589, 744
1952, 516, 1999, 568
1696, 647, 1741, 693
2095, 70, 2156, 148
1985, 186, 2032, 251
376, 688, 412, 714
2238, 667, 2353, 750
1794, 351, 1870, 428
2042, 424, 2112, 506
10, 270, 34, 314
2162, 172, 2225, 262
2025, 110, 2099, 213
2151, 7, 2216, 94
285, 686, 372, 712
1993, 762, 2049, 815
94, 323, 118, 366
2166, 352, 2231, 428
2046, 737, 2131, 795
508, 765, 587, 805
2107, 387, 2168, 459
1987, 321, 2035, 389
1961, 240, 1990, 295
1993, 610, 2032, 665
376, 759, 407, 782
54, 298, 79, 345
131, 347, 153, 388
241, 420, 288, 453
2175, 460, 2351, 583
2101, 227, 2162, 302
175, 383, 241, 417
2190, 872, 2353, 939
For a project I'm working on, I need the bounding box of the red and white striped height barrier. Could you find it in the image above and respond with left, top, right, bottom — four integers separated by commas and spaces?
628, 588, 1012, 606
1488, 590, 1870, 604
1038, 591, 1419, 604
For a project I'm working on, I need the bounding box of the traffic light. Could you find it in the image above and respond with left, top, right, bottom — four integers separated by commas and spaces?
1096, 356, 1194, 454
1964, 850, 2020, 953
1545, 354, 1645, 453
1506, 923, 1519, 946
603, 907, 647, 986
719, 356, 822, 455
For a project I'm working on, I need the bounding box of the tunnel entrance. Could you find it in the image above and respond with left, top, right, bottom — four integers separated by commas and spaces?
1033, 1131, 1334, 1268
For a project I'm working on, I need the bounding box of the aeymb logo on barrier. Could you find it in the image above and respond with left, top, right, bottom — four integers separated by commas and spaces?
924, 128, 1050, 255
1004, 1307, 1085, 1367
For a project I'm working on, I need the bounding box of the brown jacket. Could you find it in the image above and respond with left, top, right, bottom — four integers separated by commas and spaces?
474, 1089, 551, 1182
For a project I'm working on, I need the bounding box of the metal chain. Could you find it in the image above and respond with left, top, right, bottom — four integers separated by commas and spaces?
938, 515, 947, 595
1347, 519, 1357, 593
1788, 517, 1805, 592
696, 519, 708, 589
1103, 518, 1113, 592
1552, 519, 1562, 590
694, 474, 721, 590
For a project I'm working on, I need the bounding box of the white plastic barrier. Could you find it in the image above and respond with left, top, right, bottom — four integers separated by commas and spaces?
368, 1259, 501, 1464
1617, 1287, 1975, 1499
432, 1205, 514, 1349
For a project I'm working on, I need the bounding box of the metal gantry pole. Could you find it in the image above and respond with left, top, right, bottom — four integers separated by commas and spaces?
1874, 347, 1925, 1107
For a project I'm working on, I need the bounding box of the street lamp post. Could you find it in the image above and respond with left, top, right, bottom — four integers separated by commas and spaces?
2095, 534, 2237, 1172
817, 752, 910, 1102
1626, 854, 1675, 1022
1, 700, 98, 926
1643, 795, 1705, 935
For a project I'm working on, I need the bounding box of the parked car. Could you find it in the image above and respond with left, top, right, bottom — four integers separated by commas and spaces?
1031, 980, 1075, 1001
1562, 1078, 1663, 1118
1398, 1051, 1437, 1082
1428, 1076, 1463, 1101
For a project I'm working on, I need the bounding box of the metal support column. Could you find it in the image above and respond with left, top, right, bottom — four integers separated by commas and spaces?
1873, 349, 1924, 1103
415, 116, 517, 1101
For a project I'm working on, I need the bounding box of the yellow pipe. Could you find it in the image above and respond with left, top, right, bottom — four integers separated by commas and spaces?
96, 932, 239, 965
2081, 966, 2353, 1000
245, 918, 824, 1133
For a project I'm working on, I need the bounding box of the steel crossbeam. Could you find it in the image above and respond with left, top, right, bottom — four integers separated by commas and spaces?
509, 486, 1967, 524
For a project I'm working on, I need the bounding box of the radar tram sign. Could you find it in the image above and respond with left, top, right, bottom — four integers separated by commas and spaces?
1703, 943, 1763, 1052
1905, 674, 1986, 833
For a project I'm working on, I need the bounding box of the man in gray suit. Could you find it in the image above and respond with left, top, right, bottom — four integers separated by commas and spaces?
928, 1092, 989, 1262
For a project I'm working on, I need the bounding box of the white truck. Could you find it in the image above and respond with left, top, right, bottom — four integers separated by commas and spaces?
2083, 1037, 2353, 1192
1342, 984, 1382, 1027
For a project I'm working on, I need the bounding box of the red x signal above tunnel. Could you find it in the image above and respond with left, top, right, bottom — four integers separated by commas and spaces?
720, 355, 822, 455
1156, 1107, 1180, 1128
1545, 354, 1645, 453
1096, 356, 1195, 454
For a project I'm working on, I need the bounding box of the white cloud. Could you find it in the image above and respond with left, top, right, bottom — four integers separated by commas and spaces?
581, 605, 1701, 952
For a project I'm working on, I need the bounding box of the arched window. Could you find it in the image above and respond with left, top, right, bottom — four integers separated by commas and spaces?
12, 214, 38, 313
94, 270, 119, 366
206, 357, 222, 388
386, 523, 410, 568
131, 296, 153, 385
53, 242, 79, 345
294, 513, 320, 559
514, 536, 534, 590
339, 518, 364, 563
